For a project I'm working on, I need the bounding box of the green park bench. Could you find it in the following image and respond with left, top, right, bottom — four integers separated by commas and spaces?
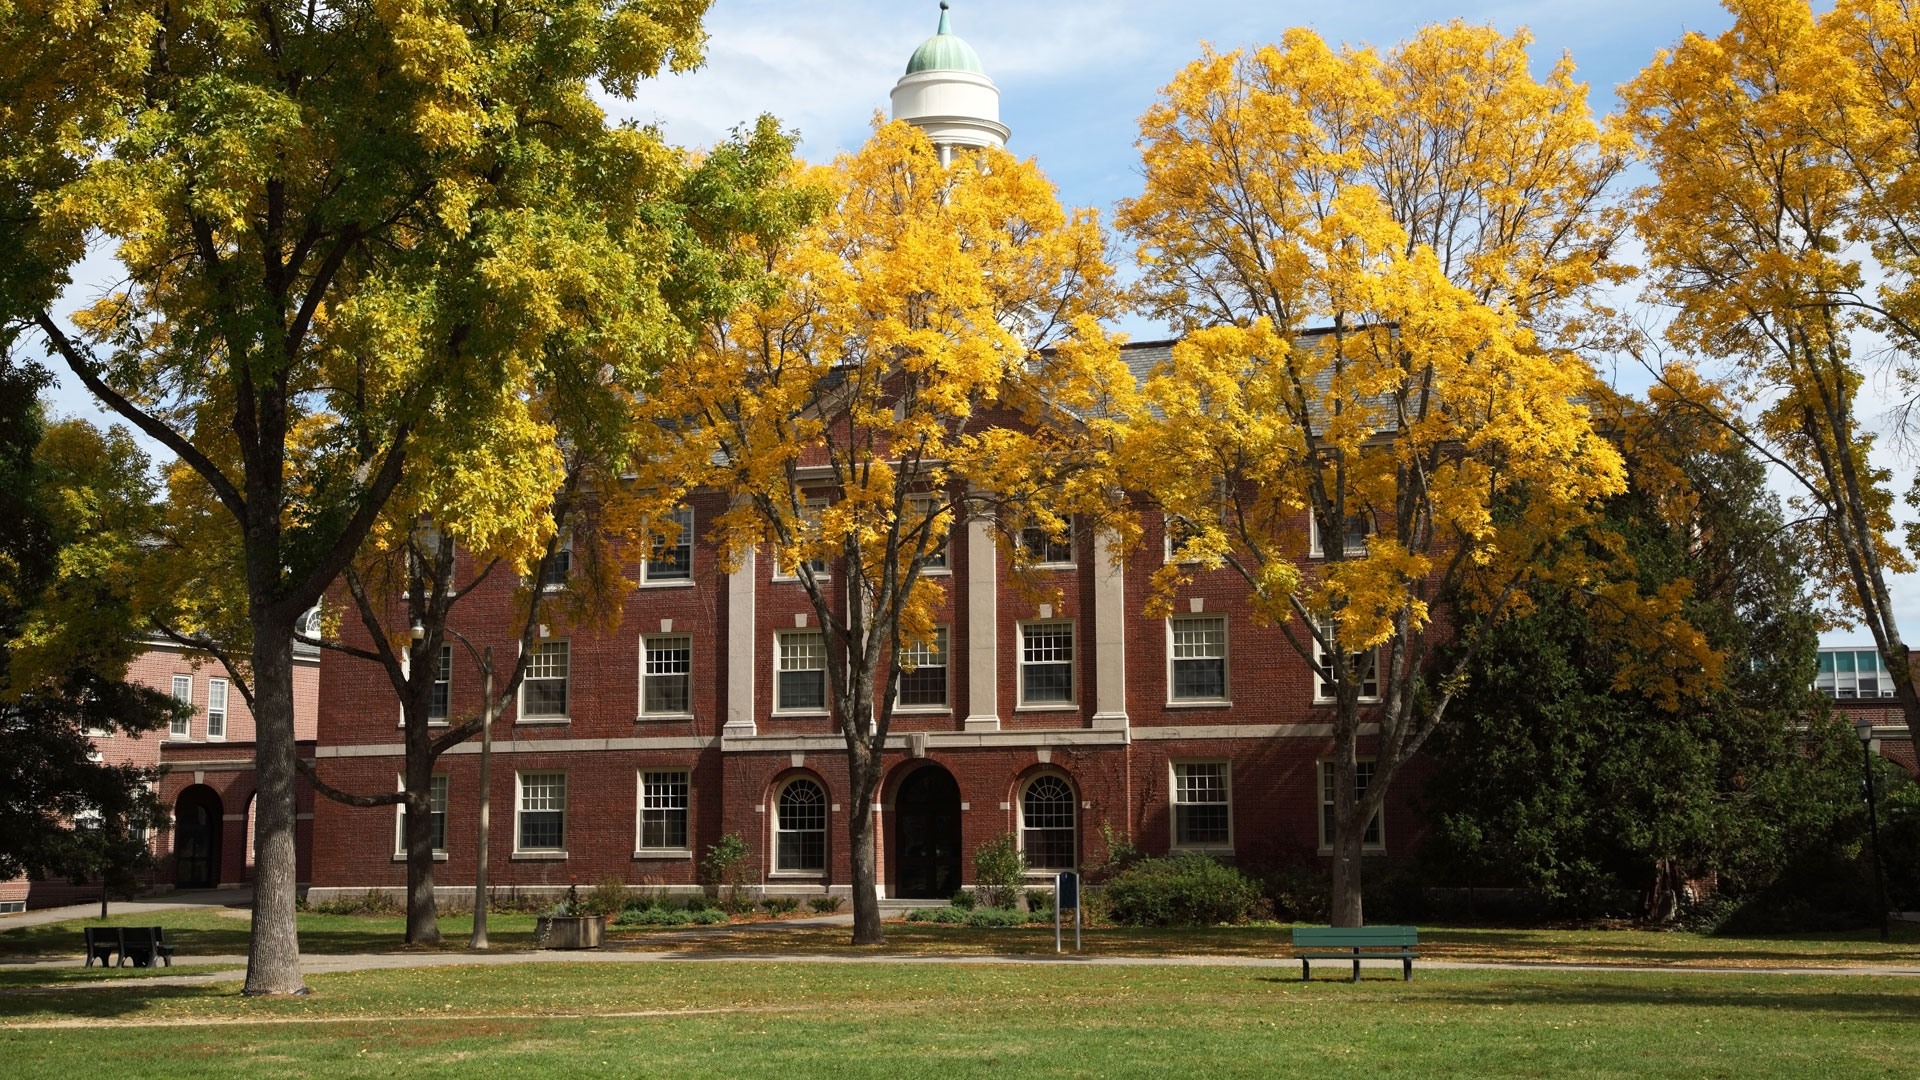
80, 926, 178, 968
1292, 925, 1419, 982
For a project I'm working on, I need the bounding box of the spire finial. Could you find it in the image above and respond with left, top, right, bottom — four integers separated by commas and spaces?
937, 1, 951, 35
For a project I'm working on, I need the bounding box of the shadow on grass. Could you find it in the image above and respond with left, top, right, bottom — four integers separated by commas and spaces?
0, 982, 240, 1021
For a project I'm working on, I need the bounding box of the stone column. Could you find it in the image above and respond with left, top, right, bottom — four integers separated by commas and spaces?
964, 511, 1000, 731
1091, 528, 1129, 731
724, 547, 757, 738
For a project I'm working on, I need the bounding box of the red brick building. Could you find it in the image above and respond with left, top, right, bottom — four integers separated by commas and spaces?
0, 636, 318, 912
304, 333, 1427, 905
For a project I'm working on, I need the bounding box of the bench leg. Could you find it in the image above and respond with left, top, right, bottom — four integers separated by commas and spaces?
1403, 957, 1412, 981
1301, 958, 1310, 982
1352, 956, 1360, 983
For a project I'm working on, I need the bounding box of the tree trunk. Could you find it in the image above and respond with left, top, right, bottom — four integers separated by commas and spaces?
1329, 710, 1365, 928
1329, 819, 1365, 927
471, 649, 495, 951
243, 628, 306, 995
848, 792, 883, 944
403, 751, 441, 945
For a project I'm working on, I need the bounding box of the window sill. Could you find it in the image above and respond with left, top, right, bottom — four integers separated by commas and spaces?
516, 717, 572, 726
1164, 700, 1232, 709
920, 566, 951, 577
633, 848, 694, 861
639, 578, 696, 589
772, 710, 831, 718
637, 713, 696, 723
1171, 844, 1235, 855
1014, 704, 1079, 713
511, 851, 569, 861
1023, 868, 1076, 878
769, 870, 827, 879
540, 584, 568, 594
393, 852, 450, 862
1025, 562, 1076, 571
1310, 699, 1382, 706
397, 721, 455, 729
892, 706, 952, 716
1316, 846, 1388, 856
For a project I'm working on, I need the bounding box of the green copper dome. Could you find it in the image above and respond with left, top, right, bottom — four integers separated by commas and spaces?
906, 2, 985, 75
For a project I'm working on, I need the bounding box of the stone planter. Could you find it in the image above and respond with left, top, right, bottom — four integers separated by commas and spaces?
536, 914, 605, 949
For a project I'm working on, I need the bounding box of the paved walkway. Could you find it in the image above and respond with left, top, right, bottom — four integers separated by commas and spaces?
0, 888, 252, 929
6, 944, 1918, 993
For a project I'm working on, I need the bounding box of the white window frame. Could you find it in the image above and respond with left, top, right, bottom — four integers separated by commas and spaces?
1170, 760, 1233, 851
394, 773, 449, 860
772, 776, 829, 874
1163, 513, 1200, 565
910, 494, 950, 574
640, 634, 695, 719
169, 675, 193, 739
1313, 619, 1381, 703
206, 677, 228, 740
1018, 772, 1079, 873
893, 626, 950, 712
635, 769, 692, 856
1019, 518, 1076, 568
539, 535, 573, 591
642, 506, 696, 586
513, 771, 568, 856
428, 643, 451, 724
1016, 620, 1077, 710
774, 630, 829, 715
518, 640, 571, 722
772, 497, 831, 581
1309, 511, 1372, 558
1166, 616, 1230, 705
1318, 758, 1385, 853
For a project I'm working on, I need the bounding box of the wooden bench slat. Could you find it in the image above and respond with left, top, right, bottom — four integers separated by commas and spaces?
1292, 926, 1418, 947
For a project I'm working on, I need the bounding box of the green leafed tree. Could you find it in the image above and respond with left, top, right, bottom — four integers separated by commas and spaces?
1, 0, 721, 992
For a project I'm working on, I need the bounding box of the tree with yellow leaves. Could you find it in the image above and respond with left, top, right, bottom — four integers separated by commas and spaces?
649, 119, 1130, 944
1118, 23, 1637, 925
1, 0, 722, 993
1622, 0, 1920, 737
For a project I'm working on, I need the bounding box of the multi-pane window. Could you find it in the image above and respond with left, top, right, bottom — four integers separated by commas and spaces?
776, 778, 827, 871
895, 628, 949, 709
1021, 523, 1074, 566
1172, 762, 1231, 847
429, 644, 451, 721
638, 770, 690, 851
1021, 775, 1077, 870
169, 676, 192, 738
1164, 514, 1199, 563
1320, 760, 1382, 848
1020, 623, 1074, 705
643, 636, 692, 716
1314, 620, 1379, 700
1310, 512, 1373, 557
776, 498, 830, 577
521, 641, 570, 719
1815, 648, 1895, 699
517, 772, 566, 851
1169, 617, 1227, 701
540, 537, 572, 589
777, 632, 827, 711
646, 507, 694, 582
398, 774, 448, 855
911, 495, 948, 570
206, 678, 228, 739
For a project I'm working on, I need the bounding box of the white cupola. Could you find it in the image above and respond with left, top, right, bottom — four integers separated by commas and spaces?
890, 2, 1010, 159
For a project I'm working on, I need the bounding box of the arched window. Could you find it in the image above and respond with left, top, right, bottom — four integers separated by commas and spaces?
776, 778, 827, 872
1020, 775, 1077, 870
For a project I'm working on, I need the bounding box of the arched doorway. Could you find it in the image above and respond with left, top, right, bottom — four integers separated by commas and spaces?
893, 765, 962, 899
173, 785, 223, 889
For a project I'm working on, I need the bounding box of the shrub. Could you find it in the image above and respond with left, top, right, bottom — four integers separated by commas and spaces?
683, 893, 716, 913
577, 876, 633, 917
964, 906, 1028, 928
687, 908, 728, 925
617, 906, 686, 927
1104, 852, 1261, 927
1258, 863, 1330, 924
1025, 888, 1053, 914
809, 896, 845, 913
701, 833, 753, 910
307, 890, 403, 916
930, 906, 966, 923
948, 889, 977, 910
905, 908, 936, 922
973, 834, 1027, 909
762, 896, 800, 916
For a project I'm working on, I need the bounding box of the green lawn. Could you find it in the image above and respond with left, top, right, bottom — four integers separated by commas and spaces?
5, 908, 1919, 969
0, 961, 1915, 1078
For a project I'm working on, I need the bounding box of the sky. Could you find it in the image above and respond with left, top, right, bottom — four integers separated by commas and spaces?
39, 0, 1897, 644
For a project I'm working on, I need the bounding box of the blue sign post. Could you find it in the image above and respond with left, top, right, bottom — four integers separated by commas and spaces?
1055, 871, 1081, 953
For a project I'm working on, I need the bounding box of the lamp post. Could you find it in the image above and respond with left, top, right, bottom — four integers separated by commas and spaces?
1855, 718, 1891, 943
